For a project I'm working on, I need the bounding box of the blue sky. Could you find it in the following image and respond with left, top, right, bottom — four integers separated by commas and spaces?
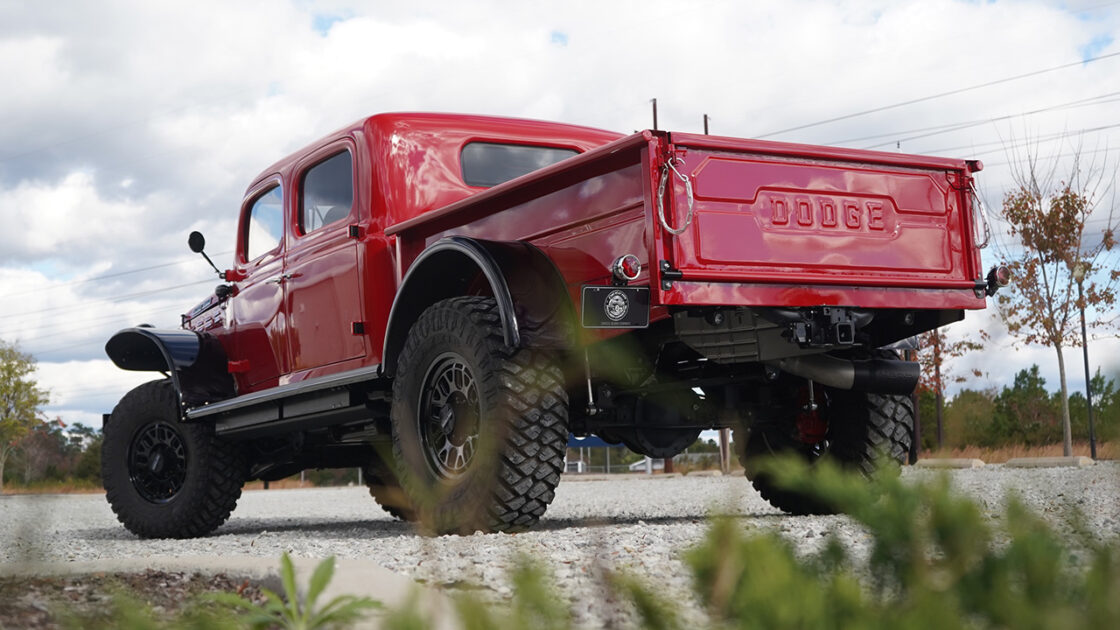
0, 0, 1118, 428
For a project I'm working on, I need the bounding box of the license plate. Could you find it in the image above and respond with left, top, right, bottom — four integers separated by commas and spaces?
581, 286, 650, 328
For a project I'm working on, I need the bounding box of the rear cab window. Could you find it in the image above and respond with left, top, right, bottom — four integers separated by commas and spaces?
460, 142, 578, 188
300, 150, 354, 234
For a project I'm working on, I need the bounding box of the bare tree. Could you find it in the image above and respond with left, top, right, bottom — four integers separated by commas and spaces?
994, 141, 1118, 456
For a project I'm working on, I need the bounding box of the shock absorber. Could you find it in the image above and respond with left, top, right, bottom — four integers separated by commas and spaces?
796, 380, 827, 444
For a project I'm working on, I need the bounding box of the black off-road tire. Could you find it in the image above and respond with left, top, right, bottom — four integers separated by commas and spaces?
362, 454, 416, 521
737, 390, 915, 516
736, 424, 833, 515
828, 391, 914, 477
391, 296, 569, 535
102, 380, 246, 539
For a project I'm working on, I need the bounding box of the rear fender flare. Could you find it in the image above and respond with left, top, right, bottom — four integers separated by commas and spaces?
382, 237, 575, 377
105, 328, 235, 411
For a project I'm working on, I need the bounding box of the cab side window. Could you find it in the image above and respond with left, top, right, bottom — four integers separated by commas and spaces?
300, 150, 353, 234
245, 185, 284, 262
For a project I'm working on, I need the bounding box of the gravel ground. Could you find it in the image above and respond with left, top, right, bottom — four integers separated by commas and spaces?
2, 464, 1118, 627
0, 570, 268, 629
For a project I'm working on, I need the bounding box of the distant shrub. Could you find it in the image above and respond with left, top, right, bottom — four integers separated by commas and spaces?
681, 457, 1120, 629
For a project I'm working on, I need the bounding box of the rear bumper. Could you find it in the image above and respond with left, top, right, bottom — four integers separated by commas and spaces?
658, 280, 986, 310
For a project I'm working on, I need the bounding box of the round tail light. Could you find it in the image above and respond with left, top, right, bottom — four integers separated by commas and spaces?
612, 254, 642, 282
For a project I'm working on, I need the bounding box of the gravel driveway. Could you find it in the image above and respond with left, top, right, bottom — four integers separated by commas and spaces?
2, 464, 1117, 626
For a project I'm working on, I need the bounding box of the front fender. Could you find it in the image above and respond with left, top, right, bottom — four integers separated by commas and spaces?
105, 328, 236, 410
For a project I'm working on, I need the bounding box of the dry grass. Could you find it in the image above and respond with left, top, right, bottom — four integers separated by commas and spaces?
242, 478, 318, 491
0, 480, 103, 495
0, 478, 321, 496
921, 440, 1116, 463
4, 441, 1112, 495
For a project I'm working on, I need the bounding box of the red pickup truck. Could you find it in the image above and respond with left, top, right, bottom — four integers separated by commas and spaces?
103, 112, 1004, 537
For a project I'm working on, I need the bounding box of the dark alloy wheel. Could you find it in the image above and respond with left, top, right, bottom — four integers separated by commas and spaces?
102, 379, 246, 539
418, 352, 481, 478
391, 296, 569, 535
128, 422, 188, 503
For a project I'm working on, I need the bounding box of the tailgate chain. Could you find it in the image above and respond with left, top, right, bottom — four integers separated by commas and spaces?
968, 180, 991, 248
657, 157, 694, 235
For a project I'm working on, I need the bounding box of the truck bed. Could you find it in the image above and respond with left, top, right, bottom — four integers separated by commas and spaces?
386, 129, 987, 320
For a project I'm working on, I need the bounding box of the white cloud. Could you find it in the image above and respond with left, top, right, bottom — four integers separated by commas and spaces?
0, 36, 68, 111
36, 360, 156, 427
0, 172, 146, 259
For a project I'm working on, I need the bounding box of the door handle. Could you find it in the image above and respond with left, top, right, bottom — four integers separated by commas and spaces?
267, 273, 294, 284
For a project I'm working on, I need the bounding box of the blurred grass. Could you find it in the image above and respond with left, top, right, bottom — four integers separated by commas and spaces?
23, 456, 1120, 630
921, 440, 1116, 462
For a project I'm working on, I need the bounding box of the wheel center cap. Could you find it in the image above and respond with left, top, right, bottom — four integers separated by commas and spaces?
439, 404, 455, 435
149, 450, 165, 475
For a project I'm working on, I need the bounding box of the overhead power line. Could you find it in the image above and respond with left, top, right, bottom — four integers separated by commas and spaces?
0, 279, 214, 321
847, 94, 1120, 150
757, 51, 1120, 139
982, 145, 1115, 168
29, 338, 112, 358
0, 251, 231, 300
923, 121, 1120, 156
829, 91, 1120, 146
0, 304, 184, 342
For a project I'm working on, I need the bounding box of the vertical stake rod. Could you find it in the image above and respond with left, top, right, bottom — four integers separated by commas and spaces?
719, 427, 730, 474
651, 98, 658, 131
1077, 278, 1098, 460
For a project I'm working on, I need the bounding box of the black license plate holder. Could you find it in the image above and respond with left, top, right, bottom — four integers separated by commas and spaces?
581, 286, 650, 328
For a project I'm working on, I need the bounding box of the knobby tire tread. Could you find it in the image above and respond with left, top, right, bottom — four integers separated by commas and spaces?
391, 297, 568, 534
102, 380, 245, 539
363, 456, 416, 521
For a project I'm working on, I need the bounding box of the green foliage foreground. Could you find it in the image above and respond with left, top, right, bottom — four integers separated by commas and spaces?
684, 460, 1119, 630
59, 460, 1119, 630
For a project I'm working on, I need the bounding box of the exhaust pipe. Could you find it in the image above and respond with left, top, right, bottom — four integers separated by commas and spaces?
768, 354, 919, 395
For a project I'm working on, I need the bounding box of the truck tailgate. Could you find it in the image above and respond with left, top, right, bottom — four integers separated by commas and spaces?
658, 133, 985, 305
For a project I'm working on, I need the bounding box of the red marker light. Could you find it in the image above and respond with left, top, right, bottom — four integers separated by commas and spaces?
612, 254, 642, 282
995, 265, 1011, 287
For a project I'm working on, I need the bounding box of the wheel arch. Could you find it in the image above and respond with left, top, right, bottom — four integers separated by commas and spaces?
382, 237, 576, 378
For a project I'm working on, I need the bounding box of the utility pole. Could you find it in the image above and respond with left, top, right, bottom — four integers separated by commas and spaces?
1073, 264, 1099, 459
703, 114, 710, 135
934, 333, 944, 449
651, 98, 658, 130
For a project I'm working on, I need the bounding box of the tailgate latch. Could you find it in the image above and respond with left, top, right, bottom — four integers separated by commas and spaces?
659, 260, 683, 290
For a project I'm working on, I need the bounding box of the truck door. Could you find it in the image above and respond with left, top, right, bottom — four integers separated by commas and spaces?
283, 144, 366, 374
228, 182, 289, 389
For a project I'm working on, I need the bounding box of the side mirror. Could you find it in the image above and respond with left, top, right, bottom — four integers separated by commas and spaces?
188, 230, 223, 278
188, 231, 206, 253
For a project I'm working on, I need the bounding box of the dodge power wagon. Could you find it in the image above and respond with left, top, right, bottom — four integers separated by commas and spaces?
102, 112, 1005, 537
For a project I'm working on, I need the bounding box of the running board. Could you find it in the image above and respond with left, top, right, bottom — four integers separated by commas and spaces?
185, 364, 383, 439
